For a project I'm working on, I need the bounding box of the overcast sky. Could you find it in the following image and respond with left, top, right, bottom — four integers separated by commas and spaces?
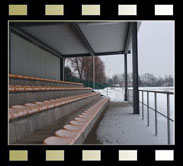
100, 21, 174, 78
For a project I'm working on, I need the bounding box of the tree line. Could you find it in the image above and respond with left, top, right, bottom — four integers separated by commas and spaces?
64, 57, 174, 87
64, 56, 106, 84
111, 73, 174, 87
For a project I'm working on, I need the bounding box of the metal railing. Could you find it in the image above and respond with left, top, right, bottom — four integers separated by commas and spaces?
139, 89, 174, 145
127, 88, 174, 145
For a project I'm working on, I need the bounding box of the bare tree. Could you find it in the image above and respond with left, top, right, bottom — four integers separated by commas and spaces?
83, 56, 106, 83
112, 74, 119, 86
69, 57, 86, 79
69, 56, 106, 83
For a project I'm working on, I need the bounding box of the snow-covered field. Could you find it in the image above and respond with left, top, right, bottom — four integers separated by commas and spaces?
95, 87, 124, 102
95, 87, 175, 144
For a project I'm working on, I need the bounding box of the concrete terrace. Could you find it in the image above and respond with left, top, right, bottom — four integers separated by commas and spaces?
14, 100, 99, 145
13, 87, 170, 145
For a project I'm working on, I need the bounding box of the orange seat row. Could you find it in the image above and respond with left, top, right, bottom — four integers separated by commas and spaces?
43, 98, 109, 145
9, 85, 91, 92
9, 92, 98, 121
9, 74, 83, 86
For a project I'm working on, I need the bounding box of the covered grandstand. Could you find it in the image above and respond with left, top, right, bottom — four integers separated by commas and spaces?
9, 21, 141, 144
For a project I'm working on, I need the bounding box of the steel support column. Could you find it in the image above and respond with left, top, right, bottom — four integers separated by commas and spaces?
93, 56, 95, 89
132, 22, 139, 114
124, 53, 128, 101
60, 58, 65, 81
63, 58, 65, 81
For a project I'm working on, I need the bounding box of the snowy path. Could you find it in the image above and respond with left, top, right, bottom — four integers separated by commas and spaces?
96, 102, 169, 145
94, 87, 174, 145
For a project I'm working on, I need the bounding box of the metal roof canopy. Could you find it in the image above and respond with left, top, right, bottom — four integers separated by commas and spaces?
9, 21, 141, 114
9, 22, 140, 59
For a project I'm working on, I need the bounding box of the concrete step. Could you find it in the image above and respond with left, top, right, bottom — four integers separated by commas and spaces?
43, 97, 110, 145
13, 98, 102, 145
9, 74, 83, 87
9, 85, 92, 106
9, 93, 101, 144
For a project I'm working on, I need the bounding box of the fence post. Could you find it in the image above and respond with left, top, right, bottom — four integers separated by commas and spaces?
142, 91, 144, 120
147, 91, 149, 127
167, 93, 171, 144
154, 92, 158, 136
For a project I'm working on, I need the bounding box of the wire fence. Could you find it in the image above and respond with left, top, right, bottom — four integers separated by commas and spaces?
64, 74, 109, 89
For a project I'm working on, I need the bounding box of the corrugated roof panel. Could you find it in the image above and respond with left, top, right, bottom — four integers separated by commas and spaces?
78, 22, 129, 53
21, 24, 89, 55
14, 22, 137, 56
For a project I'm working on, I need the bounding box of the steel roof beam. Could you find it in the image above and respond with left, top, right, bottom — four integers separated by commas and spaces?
64, 50, 131, 58
71, 23, 96, 57
71, 23, 97, 89
124, 23, 132, 54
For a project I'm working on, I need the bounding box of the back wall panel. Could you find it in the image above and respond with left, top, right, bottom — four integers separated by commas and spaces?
10, 32, 60, 80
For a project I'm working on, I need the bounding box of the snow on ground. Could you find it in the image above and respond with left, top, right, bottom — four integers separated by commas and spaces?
95, 87, 175, 145
95, 87, 124, 102
96, 103, 168, 145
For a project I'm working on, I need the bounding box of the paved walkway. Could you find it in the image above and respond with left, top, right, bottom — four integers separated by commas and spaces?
85, 101, 169, 145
